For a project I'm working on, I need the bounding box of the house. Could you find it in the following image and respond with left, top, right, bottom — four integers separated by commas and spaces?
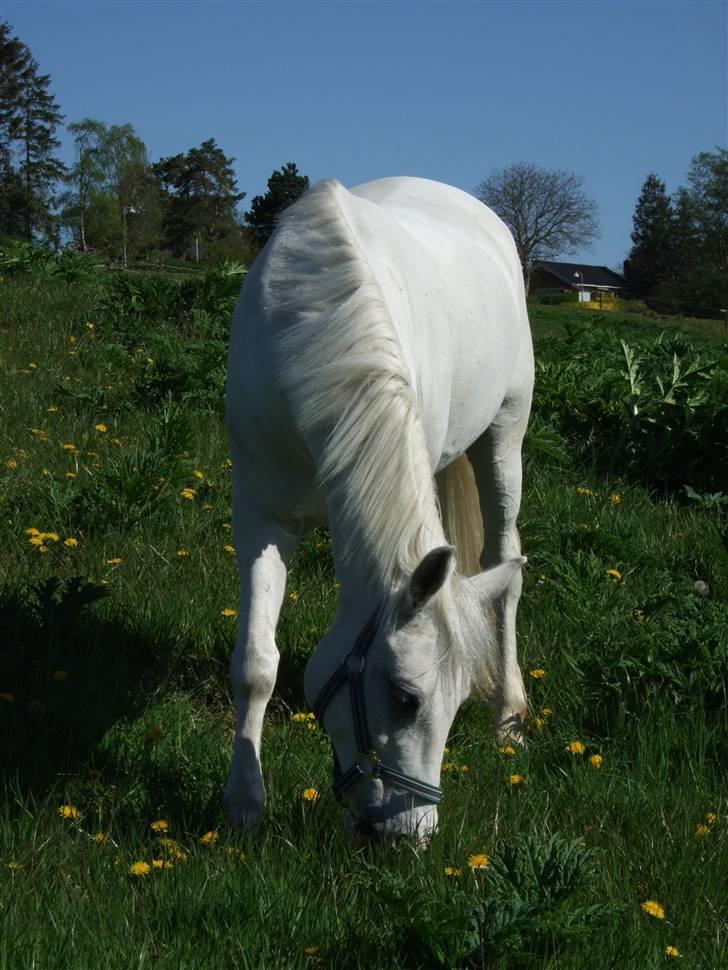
531, 261, 627, 306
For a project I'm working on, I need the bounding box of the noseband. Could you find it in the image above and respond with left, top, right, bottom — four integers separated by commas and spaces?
312, 609, 443, 805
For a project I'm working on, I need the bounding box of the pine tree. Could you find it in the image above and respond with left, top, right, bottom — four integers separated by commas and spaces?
244, 162, 309, 251
0, 20, 33, 237
154, 139, 245, 258
624, 174, 674, 297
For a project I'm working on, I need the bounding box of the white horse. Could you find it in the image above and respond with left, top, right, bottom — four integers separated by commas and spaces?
224, 177, 533, 844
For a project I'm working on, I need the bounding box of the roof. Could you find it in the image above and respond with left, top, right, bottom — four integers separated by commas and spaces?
532, 261, 626, 289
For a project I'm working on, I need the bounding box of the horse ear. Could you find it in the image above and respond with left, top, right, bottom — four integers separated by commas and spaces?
407, 546, 456, 612
470, 557, 527, 601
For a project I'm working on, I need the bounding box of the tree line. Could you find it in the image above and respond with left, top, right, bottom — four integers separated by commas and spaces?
1, 18, 725, 317
0, 20, 308, 264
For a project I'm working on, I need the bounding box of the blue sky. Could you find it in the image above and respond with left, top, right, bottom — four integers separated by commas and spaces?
2, 0, 726, 268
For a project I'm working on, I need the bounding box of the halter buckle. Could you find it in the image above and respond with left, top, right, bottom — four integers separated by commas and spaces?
355, 751, 381, 778
343, 652, 366, 675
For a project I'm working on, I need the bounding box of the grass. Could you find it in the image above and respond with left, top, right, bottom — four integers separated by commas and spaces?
1, 277, 726, 969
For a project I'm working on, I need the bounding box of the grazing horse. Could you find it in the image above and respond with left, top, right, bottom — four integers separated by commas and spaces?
224, 177, 533, 844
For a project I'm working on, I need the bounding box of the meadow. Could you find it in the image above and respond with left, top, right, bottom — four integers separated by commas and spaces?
0, 262, 726, 969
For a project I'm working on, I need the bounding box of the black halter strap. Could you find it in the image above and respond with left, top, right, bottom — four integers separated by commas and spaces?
312, 609, 443, 805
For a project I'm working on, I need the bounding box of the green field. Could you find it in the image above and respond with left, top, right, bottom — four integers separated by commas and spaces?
1, 273, 726, 969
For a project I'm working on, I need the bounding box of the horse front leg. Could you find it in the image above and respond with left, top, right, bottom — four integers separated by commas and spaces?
467, 396, 530, 745
224, 494, 298, 827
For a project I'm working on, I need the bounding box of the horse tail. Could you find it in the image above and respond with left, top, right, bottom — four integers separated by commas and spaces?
435, 454, 484, 577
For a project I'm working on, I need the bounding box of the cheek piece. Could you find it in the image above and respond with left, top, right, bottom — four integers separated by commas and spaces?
312, 609, 444, 806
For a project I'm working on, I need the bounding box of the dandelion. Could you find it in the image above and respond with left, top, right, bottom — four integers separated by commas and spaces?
58, 804, 80, 820
291, 712, 316, 723
289, 591, 299, 602
541, 708, 553, 717
499, 745, 516, 756
641, 899, 665, 920
510, 774, 525, 786
226, 847, 246, 861
221, 608, 239, 617
86, 321, 95, 330
4, 458, 18, 469
199, 830, 219, 845
41, 532, 59, 542
0, 693, 15, 703
589, 754, 603, 768
193, 470, 205, 479
38, 545, 49, 553
467, 853, 490, 870
576, 486, 597, 497
28, 362, 37, 369
47, 405, 59, 413
441, 762, 455, 772
6, 862, 22, 871
665, 946, 680, 958
695, 823, 710, 837
634, 608, 645, 620
606, 568, 622, 581
224, 544, 236, 554
610, 493, 622, 505
302, 788, 320, 802
95, 423, 108, 433
106, 557, 123, 565
177, 549, 190, 557
706, 812, 717, 826
152, 858, 173, 869
66, 472, 77, 479
529, 668, 546, 679
567, 740, 586, 755
303, 947, 320, 957
62, 443, 78, 452
52, 670, 69, 682
129, 861, 151, 876
180, 488, 196, 500
150, 819, 169, 832
64, 538, 78, 547
93, 832, 110, 844
443, 866, 462, 877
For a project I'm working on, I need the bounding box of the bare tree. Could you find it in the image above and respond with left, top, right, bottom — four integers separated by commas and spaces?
475, 162, 599, 293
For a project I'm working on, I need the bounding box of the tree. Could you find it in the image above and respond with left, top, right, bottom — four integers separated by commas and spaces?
244, 162, 309, 251
624, 174, 675, 297
1, 20, 65, 242
154, 138, 245, 259
474, 162, 599, 293
686, 148, 728, 273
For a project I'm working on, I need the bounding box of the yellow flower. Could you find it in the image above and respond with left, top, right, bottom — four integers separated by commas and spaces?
589, 754, 603, 768
289, 591, 299, 602
302, 788, 320, 802
106, 557, 123, 565
610, 493, 622, 505
86, 321, 95, 330
4, 458, 18, 469
6, 861, 22, 871
64, 538, 78, 547
129, 861, 151, 876
706, 812, 717, 826
199, 830, 219, 845
226, 847, 246, 861
152, 858, 173, 869
641, 899, 665, 920
467, 853, 490, 870
0, 692, 15, 703
62, 443, 77, 452
193, 470, 205, 479
41, 532, 59, 542
606, 568, 622, 581
441, 761, 455, 772
52, 670, 69, 682
529, 668, 546, 679
177, 549, 190, 557
541, 708, 553, 717
509, 774, 525, 786
58, 804, 80, 820
150, 819, 169, 832
576, 486, 597, 496
567, 740, 586, 755
291, 712, 316, 723
458, 764, 469, 774
443, 866, 462, 877
28, 361, 37, 369
695, 823, 710, 837
180, 488, 196, 500
29, 536, 44, 546
95, 423, 108, 433
93, 832, 110, 844
47, 405, 59, 413
303, 947, 320, 956
26, 527, 40, 536
499, 745, 516, 756
221, 608, 239, 617
65, 472, 77, 479
38, 545, 49, 553
665, 946, 680, 958
224, 544, 235, 554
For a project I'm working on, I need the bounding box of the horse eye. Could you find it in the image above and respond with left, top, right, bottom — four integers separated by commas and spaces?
391, 687, 419, 709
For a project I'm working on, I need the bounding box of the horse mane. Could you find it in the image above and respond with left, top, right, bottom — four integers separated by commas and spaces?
274, 180, 495, 693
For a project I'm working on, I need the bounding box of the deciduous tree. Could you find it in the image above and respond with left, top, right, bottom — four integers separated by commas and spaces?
474, 162, 599, 293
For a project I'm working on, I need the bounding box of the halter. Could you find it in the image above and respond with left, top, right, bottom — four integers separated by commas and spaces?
312, 609, 444, 805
